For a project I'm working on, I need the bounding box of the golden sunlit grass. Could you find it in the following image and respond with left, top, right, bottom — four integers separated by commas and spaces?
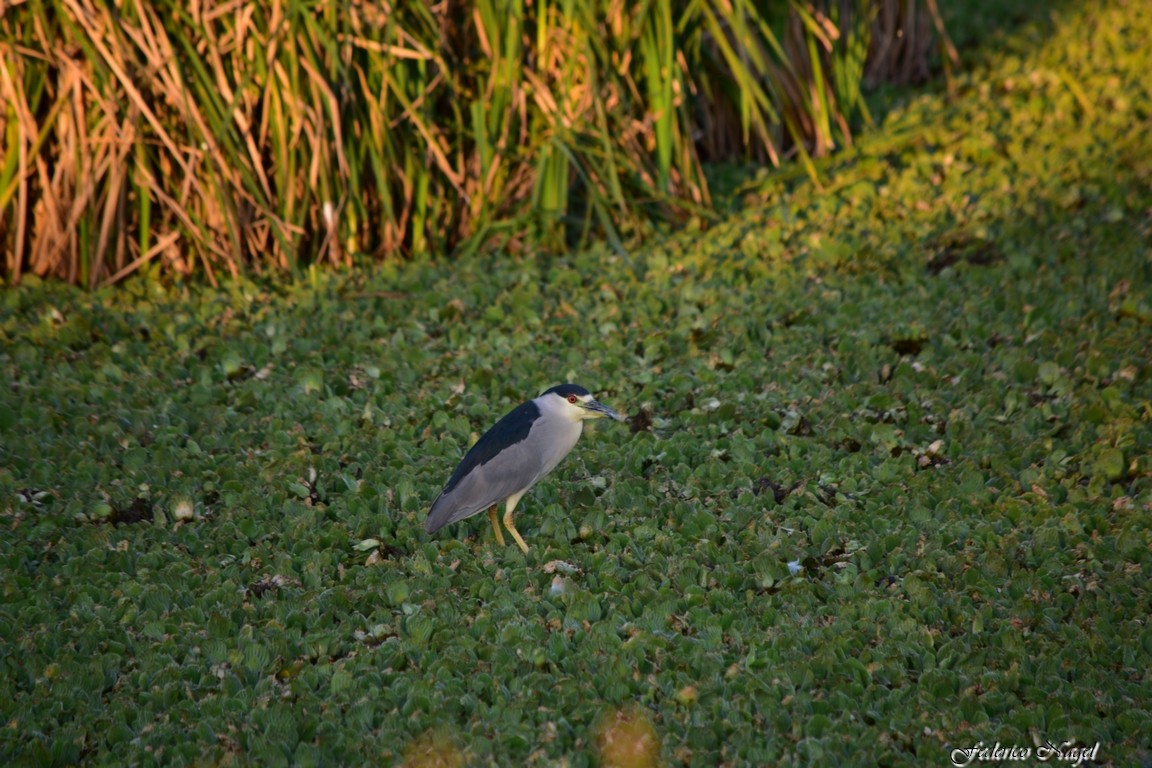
401, 727, 466, 768
1, 0, 951, 287
595, 707, 662, 768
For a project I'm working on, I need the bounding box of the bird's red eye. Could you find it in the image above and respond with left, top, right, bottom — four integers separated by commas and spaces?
567, 395, 578, 404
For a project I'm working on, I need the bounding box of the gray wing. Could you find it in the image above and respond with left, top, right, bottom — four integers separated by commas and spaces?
425, 440, 550, 533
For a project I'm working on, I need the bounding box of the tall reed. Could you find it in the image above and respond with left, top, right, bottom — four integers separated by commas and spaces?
0, 0, 952, 286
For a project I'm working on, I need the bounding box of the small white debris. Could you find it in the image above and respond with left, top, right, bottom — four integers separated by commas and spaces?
172, 498, 195, 521
543, 560, 582, 575
787, 560, 803, 575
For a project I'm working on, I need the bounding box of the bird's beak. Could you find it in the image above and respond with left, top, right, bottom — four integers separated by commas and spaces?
582, 399, 624, 422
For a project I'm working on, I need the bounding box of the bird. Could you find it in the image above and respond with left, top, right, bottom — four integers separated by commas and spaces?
426, 384, 623, 553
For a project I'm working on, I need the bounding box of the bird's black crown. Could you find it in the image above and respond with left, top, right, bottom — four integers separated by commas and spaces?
542, 383, 590, 399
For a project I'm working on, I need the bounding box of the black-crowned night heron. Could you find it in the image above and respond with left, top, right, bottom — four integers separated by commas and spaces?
425, 384, 623, 553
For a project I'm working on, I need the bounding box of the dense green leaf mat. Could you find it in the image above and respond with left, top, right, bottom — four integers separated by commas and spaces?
2, 1, 1150, 764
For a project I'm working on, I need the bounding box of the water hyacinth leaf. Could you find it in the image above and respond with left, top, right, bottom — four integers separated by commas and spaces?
1093, 448, 1125, 483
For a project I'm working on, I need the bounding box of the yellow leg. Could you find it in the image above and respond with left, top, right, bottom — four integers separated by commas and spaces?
503, 494, 529, 554
488, 507, 506, 547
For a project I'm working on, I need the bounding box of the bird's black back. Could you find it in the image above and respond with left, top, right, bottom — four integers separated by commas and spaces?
439, 399, 540, 497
